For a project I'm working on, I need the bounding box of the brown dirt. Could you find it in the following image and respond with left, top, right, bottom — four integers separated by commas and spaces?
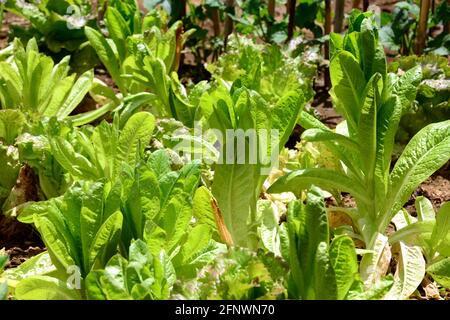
0, 12, 30, 49
404, 163, 450, 216
4, 246, 46, 269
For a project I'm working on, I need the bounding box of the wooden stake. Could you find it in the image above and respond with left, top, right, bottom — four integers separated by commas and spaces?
334, 0, 345, 33
324, 0, 331, 89
287, 0, 296, 41
445, 0, 450, 35
363, 0, 369, 11
180, 0, 187, 18
224, 0, 235, 48
211, 8, 221, 37
268, 0, 276, 17
415, 0, 431, 55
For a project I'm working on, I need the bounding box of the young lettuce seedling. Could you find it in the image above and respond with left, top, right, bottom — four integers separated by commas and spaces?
287, 188, 394, 300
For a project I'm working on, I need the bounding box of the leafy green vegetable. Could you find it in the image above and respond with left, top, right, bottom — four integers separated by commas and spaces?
86, 239, 176, 300
286, 188, 362, 300
427, 257, 450, 288
49, 112, 155, 182
15, 180, 123, 299
4, 0, 97, 53
175, 247, 287, 300
207, 34, 317, 104
0, 38, 107, 126
390, 198, 450, 264
389, 54, 450, 143
268, 12, 450, 290
198, 85, 305, 248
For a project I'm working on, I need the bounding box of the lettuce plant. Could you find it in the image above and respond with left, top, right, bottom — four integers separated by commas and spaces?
86, 239, 176, 300
175, 246, 288, 300
287, 188, 394, 300
0, 38, 113, 126
389, 54, 450, 143
196, 84, 304, 249
85, 7, 191, 93
49, 112, 155, 182
17, 153, 218, 299
85, 7, 195, 125
268, 12, 450, 288
207, 34, 317, 104
4, 0, 97, 53
14, 181, 123, 300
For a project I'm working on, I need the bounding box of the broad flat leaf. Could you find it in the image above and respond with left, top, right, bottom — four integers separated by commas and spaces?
375, 95, 402, 191
0, 110, 26, 145
3, 252, 55, 281
302, 128, 359, 152
114, 112, 155, 178
298, 110, 330, 130
427, 257, 450, 288
105, 7, 131, 61
42, 75, 76, 117
358, 73, 380, 178
192, 186, 218, 237
348, 275, 394, 300
388, 66, 422, 112
358, 19, 387, 82
360, 233, 391, 287
15, 276, 82, 300
34, 216, 76, 272
80, 182, 105, 271
268, 168, 369, 203
257, 200, 283, 257
329, 51, 366, 129
287, 188, 331, 299
386, 242, 425, 300
160, 194, 193, 253
89, 211, 123, 270
388, 220, 434, 245
212, 163, 259, 248
179, 224, 211, 265
85, 26, 125, 93
57, 70, 94, 119
314, 242, 337, 300
431, 202, 450, 254
415, 196, 435, 222
388, 120, 450, 218
329, 236, 359, 300
270, 90, 304, 145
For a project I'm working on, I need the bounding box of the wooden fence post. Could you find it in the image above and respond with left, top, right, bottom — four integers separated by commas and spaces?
223, 0, 235, 48
324, 0, 331, 88
334, 0, 345, 33
287, 0, 296, 41
415, 0, 431, 55
363, 0, 369, 11
268, 0, 276, 17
